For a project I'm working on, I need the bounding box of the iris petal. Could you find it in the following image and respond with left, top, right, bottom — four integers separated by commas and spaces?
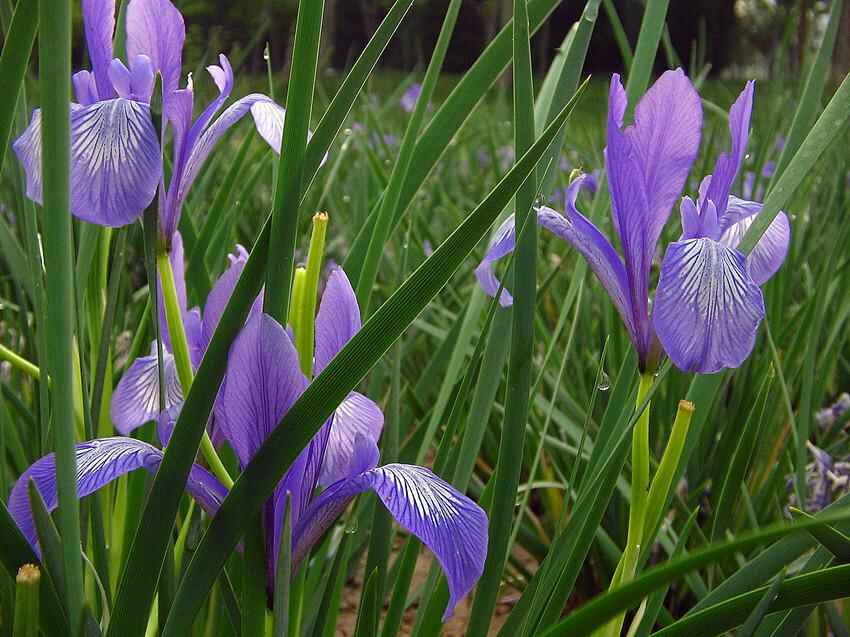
125, 0, 185, 96
320, 392, 384, 487
719, 195, 790, 285
474, 214, 517, 307
314, 267, 361, 375
68, 98, 161, 227
293, 454, 487, 620
110, 342, 183, 435
653, 237, 765, 373
8, 437, 227, 552
605, 70, 702, 360
81, 0, 116, 98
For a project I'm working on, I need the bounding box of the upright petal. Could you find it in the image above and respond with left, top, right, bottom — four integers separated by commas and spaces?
320, 392, 384, 487
110, 342, 183, 435
70, 98, 161, 227
81, 0, 116, 98
170, 94, 273, 232
73, 71, 99, 106
703, 81, 755, 217
186, 54, 235, 149
8, 437, 226, 552
474, 214, 517, 307
606, 70, 702, 359
125, 0, 185, 96
538, 179, 639, 352
294, 459, 488, 620
718, 195, 790, 285
201, 245, 255, 350
314, 267, 361, 375
653, 238, 765, 373
217, 313, 308, 467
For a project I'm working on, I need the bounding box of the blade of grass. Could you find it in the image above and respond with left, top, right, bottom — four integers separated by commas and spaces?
263, 0, 324, 321
0, 0, 37, 168
345, 0, 568, 281
771, 0, 843, 182
624, 0, 671, 105
160, 82, 589, 636
538, 512, 850, 637
466, 0, 537, 631
353, 0, 462, 314
37, 0, 83, 630
738, 70, 850, 255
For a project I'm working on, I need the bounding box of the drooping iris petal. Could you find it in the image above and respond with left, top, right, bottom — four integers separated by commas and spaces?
217, 313, 308, 467
249, 100, 286, 153
538, 178, 638, 346
605, 70, 702, 361
249, 100, 327, 167
294, 458, 488, 620
653, 238, 765, 374
314, 267, 361, 374
8, 437, 227, 552
702, 81, 754, 218
110, 342, 183, 435
474, 214, 517, 307
126, 0, 186, 96
320, 392, 384, 487
12, 109, 45, 208
718, 195, 790, 285
69, 98, 161, 227
81, 0, 116, 99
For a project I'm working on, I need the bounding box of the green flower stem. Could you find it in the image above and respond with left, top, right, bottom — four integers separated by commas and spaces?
173, 500, 195, 573
296, 212, 328, 378
0, 344, 40, 380
601, 372, 654, 637
288, 268, 307, 372
155, 251, 233, 489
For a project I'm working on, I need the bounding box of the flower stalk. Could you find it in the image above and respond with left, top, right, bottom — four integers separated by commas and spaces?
155, 251, 233, 489
13, 564, 40, 637
296, 212, 328, 377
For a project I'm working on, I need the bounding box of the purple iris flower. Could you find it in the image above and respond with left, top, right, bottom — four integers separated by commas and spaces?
399, 82, 422, 113
10, 267, 487, 620
13, 0, 288, 235
476, 70, 790, 374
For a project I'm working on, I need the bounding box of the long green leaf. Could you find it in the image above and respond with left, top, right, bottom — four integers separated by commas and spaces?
466, 0, 536, 631
37, 0, 83, 630
263, 0, 324, 321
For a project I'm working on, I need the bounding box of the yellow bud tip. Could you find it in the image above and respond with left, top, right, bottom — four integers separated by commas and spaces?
16, 564, 40, 585
677, 400, 695, 414
568, 168, 583, 184
313, 211, 329, 224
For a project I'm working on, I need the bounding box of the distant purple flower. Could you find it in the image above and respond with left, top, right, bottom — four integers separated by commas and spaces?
787, 442, 850, 511
423, 240, 434, 257
11, 267, 487, 620
476, 71, 791, 374
14, 0, 289, 237
816, 393, 850, 429
400, 82, 422, 113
